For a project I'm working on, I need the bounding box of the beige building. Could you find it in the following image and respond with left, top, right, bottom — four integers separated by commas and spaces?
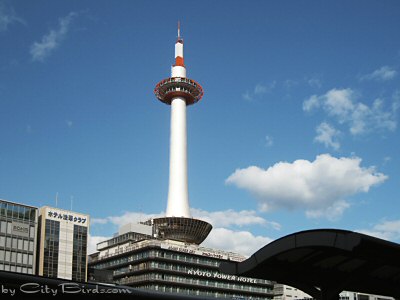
37, 206, 89, 281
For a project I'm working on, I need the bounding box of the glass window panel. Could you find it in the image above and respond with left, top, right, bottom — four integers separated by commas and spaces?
17, 266, 21, 273
4, 264, 10, 271
12, 238, 17, 249
5, 251, 10, 261
29, 241, 34, 252
17, 253, 22, 264
28, 254, 33, 265
0, 264, 3, 271
0, 221, 6, 233
30, 209, 36, 221
28, 268, 32, 274
6, 237, 11, 248
24, 208, 30, 220
6, 222, 12, 234
23, 253, 28, 264
11, 252, 16, 263
0, 250, 4, 260
18, 207, 24, 219
0, 202, 5, 216
12, 205, 18, 218
18, 239, 23, 250
6, 205, 12, 217
0, 236, 5, 247
22, 267, 27, 273
23, 240, 28, 251
30, 226, 35, 239
10, 265, 15, 272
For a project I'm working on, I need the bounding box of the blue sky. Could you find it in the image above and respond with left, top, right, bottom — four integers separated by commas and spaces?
1, 0, 400, 255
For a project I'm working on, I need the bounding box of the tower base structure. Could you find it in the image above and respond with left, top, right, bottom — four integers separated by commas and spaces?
145, 217, 212, 245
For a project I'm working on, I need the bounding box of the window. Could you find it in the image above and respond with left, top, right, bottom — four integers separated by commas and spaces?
6, 237, 11, 248
18, 239, 23, 250
5, 251, 10, 261
17, 253, 22, 264
23, 253, 28, 264
11, 252, 16, 263
28, 254, 33, 265
0, 236, 5, 247
12, 238, 17, 249
6, 222, 12, 234
0, 202, 6, 216
0, 221, 6, 233
29, 241, 34, 252
30, 226, 35, 239
0, 250, 4, 260
23, 240, 28, 251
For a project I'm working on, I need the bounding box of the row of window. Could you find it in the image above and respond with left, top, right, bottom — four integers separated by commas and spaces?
0, 236, 35, 252
42, 219, 60, 278
0, 202, 36, 221
118, 273, 272, 294
0, 221, 36, 238
95, 248, 221, 269
72, 225, 88, 282
147, 284, 272, 300
0, 264, 33, 274
0, 250, 33, 266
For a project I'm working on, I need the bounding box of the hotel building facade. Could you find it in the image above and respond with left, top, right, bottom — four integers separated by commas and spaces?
89, 223, 275, 299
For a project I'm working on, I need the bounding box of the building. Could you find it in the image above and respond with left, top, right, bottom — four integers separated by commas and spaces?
36, 206, 89, 281
89, 223, 274, 299
0, 199, 38, 275
273, 284, 394, 300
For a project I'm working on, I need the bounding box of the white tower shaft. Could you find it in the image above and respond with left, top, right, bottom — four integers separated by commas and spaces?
166, 96, 190, 217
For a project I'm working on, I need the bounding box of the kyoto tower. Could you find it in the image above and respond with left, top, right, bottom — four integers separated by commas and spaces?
152, 23, 212, 245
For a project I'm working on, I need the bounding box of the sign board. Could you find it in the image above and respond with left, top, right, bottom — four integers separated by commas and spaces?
11, 221, 30, 238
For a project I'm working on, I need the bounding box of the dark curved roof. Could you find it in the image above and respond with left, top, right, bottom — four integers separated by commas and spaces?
220, 229, 400, 299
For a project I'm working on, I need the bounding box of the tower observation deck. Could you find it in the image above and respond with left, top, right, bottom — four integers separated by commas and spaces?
153, 23, 211, 245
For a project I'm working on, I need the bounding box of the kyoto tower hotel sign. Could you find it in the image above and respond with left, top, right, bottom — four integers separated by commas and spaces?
153, 24, 212, 245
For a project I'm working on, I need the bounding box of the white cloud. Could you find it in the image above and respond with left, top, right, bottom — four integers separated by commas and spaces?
314, 122, 340, 150
92, 211, 163, 228
226, 154, 387, 219
191, 208, 281, 230
303, 88, 398, 135
307, 77, 322, 89
356, 220, 400, 242
361, 66, 397, 81
0, 3, 24, 32
265, 135, 274, 147
242, 81, 276, 101
302, 95, 320, 112
88, 235, 110, 254
30, 12, 77, 62
203, 227, 272, 257
305, 200, 350, 221
66, 120, 73, 127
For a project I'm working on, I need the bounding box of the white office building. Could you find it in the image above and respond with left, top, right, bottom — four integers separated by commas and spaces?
37, 206, 89, 281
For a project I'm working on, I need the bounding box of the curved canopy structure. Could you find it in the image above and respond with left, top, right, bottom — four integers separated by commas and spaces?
219, 229, 400, 300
